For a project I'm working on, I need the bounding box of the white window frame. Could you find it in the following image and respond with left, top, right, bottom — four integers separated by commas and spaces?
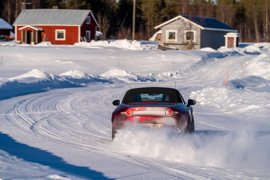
55, 29, 66, 41
165, 30, 177, 42
86, 30, 91, 41
86, 16, 91, 24
184, 30, 196, 42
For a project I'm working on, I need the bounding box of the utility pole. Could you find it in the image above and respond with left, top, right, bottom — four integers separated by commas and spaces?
132, 0, 136, 40
21, 0, 32, 9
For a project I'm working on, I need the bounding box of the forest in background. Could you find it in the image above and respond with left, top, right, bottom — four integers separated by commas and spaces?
0, 0, 269, 42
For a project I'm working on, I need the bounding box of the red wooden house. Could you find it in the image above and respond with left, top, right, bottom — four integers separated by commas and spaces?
13, 9, 99, 45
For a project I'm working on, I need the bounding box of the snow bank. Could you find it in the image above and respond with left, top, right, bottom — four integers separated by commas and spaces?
190, 84, 270, 116
245, 54, 270, 80
60, 69, 90, 79
9, 69, 54, 83
190, 87, 232, 108
200, 47, 218, 52
76, 39, 158, 50
89, 40, 109, 47
0, 69, 109, 100
217, 43, 269, 56
0, 69, 160, 100
101, 68, 157, 82
109, 39, 141, 50
242, 44, 262, 55
157, 71, 182, 79
36, 41, 52, 46
229, 76, 270, 92
59, 69, 109, 85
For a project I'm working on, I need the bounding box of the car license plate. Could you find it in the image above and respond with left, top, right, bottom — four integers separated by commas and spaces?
152, 123, 163, 129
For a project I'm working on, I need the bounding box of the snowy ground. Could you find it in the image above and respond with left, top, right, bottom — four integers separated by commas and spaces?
0, 40, 270, 179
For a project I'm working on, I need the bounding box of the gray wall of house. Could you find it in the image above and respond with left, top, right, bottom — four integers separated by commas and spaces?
160, 18, 201, 50
200, 30, 229, 49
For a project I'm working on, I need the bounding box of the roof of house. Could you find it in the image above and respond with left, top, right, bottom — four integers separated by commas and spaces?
155, 15, 236, 32
13, 9, 99, 27
0, 18, 13, 30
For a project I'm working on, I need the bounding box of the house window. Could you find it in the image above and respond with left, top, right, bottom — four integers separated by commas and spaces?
86, 30, 91, 41
185, 30, 195, 42
55, 29, 66, 40
166, 30, 177, 42
86, 16, 91, 24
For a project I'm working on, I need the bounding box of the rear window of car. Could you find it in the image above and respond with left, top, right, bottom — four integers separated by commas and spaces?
122, 88, 183, 104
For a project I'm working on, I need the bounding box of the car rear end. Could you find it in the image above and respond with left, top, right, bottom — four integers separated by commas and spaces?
111, 87, 193, 139
112, 104, 190, 138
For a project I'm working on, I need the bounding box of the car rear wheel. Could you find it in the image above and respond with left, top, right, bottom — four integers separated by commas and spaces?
112, 127, 117, 140
186, 116, 195, 133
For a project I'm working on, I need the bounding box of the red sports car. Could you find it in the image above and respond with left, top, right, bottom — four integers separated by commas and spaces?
111, 87, 196, 139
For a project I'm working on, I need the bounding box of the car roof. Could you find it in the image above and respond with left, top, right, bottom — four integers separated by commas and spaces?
122, 87, 183, 104
125, 87, 180, 94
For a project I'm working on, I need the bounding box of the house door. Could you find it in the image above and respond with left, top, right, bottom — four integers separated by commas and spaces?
227, 37, 234, 48
86, 30, 91, 41
22, 30, 33, 44
22, 30, 32, 44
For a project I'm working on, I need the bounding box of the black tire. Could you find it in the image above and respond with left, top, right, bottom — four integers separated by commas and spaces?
190, 113, 195, 132
112, 127, 116, 140
189, 119, 195, 133
188, 108, 195, 133
185, 116, 195, 133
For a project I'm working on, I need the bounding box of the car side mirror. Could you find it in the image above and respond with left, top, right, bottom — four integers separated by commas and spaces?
112, 100, 120, 106
187, 99, 196, 107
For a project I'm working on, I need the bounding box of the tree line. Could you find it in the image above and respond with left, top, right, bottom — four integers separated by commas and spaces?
0, 0, 269, 42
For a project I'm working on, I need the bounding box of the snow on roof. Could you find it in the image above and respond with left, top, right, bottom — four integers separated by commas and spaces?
0, 18, 13, 30
13, 9, 99, 27
155, 15, 236, 32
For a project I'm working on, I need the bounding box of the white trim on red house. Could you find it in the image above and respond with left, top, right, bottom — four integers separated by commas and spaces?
14, 25, 17, 41
55, 29, 66, 41
17, 24, 80, 27
78, 26, 81, 42
18, 25, 42, 31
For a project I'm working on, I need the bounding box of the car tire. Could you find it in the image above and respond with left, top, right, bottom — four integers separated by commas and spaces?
112, 127, 116, 140
189, 119, 195, 132
185, 116, 195, 133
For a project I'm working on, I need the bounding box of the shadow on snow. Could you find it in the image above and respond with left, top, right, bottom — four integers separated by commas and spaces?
0, 132, 112, 180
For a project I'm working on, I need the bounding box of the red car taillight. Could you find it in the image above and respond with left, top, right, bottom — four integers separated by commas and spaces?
165, 108, 174, 116
121, 107, 176, 117
121, 108, 133, 117
125, 109, 133, 117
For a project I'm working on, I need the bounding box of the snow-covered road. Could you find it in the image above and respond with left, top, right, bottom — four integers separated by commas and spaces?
0, 84, 269, 179
0, 41, 270, 179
